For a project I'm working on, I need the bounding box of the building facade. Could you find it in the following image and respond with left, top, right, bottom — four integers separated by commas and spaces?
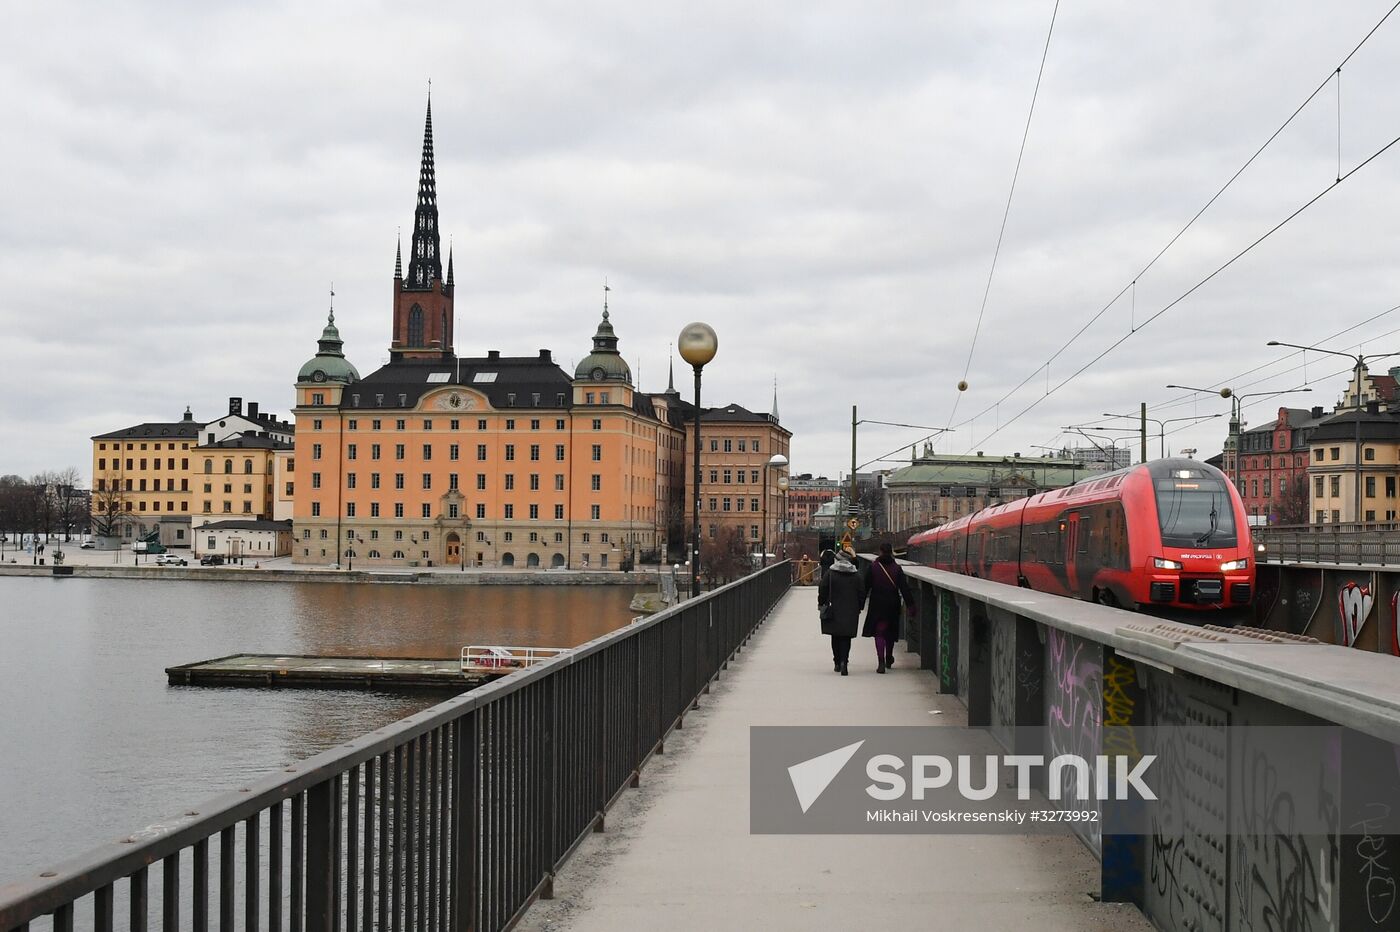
679, 402, 792, 555
1234, 406, 1326, 525
786, 474, 841, 530
1306, 406, 1400, 524
291, 101, 710, 569
883, 452, 1085, 533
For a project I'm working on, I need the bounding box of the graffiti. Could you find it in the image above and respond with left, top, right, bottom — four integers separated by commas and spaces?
990, 614, 1014, 734
1284, 569, 1325, 636
1233, 732, 1337, 932
938, 592, 955, 693
1045, 628, 1101, 854
1339, 580, 1376, 648
1352, 803, 1398, 925
1102, 654, 1140, 761
1015, 642, 1041, 704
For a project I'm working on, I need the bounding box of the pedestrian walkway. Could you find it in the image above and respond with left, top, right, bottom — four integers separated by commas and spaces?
518, 587, 1151, 931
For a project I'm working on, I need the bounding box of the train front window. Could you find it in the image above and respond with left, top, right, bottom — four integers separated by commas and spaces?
1155, 479, 1237, 548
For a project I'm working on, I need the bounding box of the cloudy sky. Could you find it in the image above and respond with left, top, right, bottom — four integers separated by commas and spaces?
4, 0, 1400, 483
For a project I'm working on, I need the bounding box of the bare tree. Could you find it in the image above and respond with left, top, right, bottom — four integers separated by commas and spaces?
1275, 478, 1311, 526
51, 467, 83, 541
701, 526, 752, 587
91, 472, 129, 539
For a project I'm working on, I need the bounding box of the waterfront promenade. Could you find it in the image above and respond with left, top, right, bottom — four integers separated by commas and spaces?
519, 587, 1150, 931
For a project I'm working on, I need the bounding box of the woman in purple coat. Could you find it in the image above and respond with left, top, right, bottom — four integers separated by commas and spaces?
860, 542, 915, 673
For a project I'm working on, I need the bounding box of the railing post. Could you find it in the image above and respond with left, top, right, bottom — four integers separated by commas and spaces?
304, 779, 335, 931
452, 713, 479, 932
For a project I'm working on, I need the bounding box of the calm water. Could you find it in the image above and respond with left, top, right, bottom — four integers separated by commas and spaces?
0, 577, 640, 884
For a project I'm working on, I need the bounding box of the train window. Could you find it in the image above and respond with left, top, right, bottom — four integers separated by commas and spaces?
1078, 515, 1092, 554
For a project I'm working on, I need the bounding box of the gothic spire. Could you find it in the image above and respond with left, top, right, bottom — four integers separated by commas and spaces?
771, 377, 780, 421
394, 233, 402, 279
405, 95, 442, 289
666, 346, 677, 394
446, 240, 454, 286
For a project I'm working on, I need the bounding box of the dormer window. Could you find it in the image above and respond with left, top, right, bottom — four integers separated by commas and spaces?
507, 393, 516, 406
398, 394, 408, 406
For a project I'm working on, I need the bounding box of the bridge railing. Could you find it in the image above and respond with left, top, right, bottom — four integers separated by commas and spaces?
1257, 524, 1400, 565
896, 561, 1400, 931
0, 563, 791, 932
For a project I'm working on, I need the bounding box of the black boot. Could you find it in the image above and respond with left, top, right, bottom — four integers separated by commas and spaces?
834, 659, 841, 673
877, 661, 887, 674
840, 662, 848, 676
886, 654, 895, 668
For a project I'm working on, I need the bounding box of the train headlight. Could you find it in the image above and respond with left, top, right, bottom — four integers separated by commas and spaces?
1221, 558, 1249, 572
1153, 557, 1183, 570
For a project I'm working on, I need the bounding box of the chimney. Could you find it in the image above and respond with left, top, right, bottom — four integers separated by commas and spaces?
539, 349, 551, 360
1367, 400, 1381, 415
229, 397, 243, 416
248, 402, 259, 421
488, 350, 500, 360
1312, 406, 1324, 419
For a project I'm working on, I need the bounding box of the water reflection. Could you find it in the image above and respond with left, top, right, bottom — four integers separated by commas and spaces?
0, 577, 640, 884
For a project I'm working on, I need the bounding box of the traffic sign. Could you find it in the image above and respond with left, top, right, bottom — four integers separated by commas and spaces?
846, 517, 859, 530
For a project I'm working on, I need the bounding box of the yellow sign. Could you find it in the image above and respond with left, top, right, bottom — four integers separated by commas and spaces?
846, 517, 860, 530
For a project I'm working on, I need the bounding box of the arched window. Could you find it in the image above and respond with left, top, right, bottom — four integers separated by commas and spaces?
368, 550, 381, 559
204, 459, 212, 474
392, 550, 406, 559
407, 305, 424, 347
244, 460, 253, 474
526, 553, 540, 567
224, 460, 233, 474
501, 552, 515, 567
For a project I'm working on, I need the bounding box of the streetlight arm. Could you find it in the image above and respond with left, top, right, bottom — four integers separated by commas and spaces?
1266, 340, 1361, 362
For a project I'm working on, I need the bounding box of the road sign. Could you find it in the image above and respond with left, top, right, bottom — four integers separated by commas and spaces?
846, 517, 859, 530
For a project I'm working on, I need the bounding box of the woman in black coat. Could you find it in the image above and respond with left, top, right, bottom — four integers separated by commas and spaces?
861, 542, 915, 673
818, 553, 863, 676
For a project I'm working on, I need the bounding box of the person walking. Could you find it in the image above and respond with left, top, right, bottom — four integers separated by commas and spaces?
861, 542, 915, 673
818, 551, 863, 676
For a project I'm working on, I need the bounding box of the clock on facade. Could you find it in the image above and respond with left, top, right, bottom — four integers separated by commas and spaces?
591, 367, 606, 381
312, 370, 327, 382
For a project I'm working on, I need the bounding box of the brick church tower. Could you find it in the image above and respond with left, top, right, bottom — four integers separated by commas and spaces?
391, 97, 455, 361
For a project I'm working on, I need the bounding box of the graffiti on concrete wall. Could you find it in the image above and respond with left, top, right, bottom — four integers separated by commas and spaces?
1045, 627, 1102, 854
1338, 575, 1377, 648
1281, 568, 1325, 636
938, 591, 955, 692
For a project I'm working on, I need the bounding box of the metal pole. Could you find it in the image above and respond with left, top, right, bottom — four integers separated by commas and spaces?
691, 365, 703, 598
761, 465, 768, 568
1355, 355, 1364, 524
1140, 401, 1148, 464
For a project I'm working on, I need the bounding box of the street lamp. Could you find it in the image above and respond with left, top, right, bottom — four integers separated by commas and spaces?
1166, 382, 1313, 502
678, 321, 718, 597
1101, 412, 1224, 459
777, 473, 790, 560
762, 453, 788, 568
1266, 340, 1400, 523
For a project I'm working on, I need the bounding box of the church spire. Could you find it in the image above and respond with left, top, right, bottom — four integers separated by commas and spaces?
771, 377, 780, 421
446, 240, 454, 287
394, 232, 402, 279
666, 346, 677, 394
405, 94, 441, 289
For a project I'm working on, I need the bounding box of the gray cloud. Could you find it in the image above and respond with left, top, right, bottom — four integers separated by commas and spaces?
3, 1, 1400, 486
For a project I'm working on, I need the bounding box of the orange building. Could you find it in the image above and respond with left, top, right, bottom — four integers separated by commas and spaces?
291, 101, 692, 568
680, 400, 792, 553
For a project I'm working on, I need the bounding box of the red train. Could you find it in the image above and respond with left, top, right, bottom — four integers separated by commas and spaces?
905, 458, 1254, 612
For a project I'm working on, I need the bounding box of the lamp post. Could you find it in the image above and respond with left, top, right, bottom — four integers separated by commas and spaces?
1265, 341, 1400, 523
678, 322, 718, 597
761, 453, 788, 568
1167, 382, 1314, 510
1099, 412, 1224, 459
777, 473, 790, 560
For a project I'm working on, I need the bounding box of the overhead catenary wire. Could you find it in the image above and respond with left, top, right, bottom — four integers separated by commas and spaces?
947, 0, 1061, 429
946, 0, 1400, 441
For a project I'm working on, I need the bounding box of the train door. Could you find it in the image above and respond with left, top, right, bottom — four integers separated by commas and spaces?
1064, 512, 1082, 597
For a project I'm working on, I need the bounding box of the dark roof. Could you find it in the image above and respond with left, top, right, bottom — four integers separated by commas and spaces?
1308, 410, 1400, 443
694, 403, 788, 433
195, 432, 293, 451
93, 422, 202, 441
197, 519, 292, 532
1372, 374, 1399, 402
346, 355, 573, 411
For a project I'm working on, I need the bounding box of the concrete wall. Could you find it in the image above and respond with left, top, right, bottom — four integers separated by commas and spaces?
901, 563, 1400, 932
1255, 561, 1400, 652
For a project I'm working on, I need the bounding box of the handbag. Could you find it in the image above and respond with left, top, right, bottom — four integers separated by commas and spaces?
819, 602, 833, 626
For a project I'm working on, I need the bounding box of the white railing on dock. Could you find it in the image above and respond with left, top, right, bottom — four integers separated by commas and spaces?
459, 644, 568, 674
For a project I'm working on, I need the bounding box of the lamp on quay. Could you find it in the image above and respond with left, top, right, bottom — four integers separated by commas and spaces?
777, 473, 790, 560
762, 453, 788, 568
678, 322, 718, 597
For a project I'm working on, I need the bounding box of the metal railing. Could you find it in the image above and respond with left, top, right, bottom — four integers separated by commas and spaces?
1256, 525, 1400, 566
458, 646, 568, 675
0, 563, 791, 932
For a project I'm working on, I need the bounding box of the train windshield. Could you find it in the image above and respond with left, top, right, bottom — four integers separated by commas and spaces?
1154, 478, 1237, 548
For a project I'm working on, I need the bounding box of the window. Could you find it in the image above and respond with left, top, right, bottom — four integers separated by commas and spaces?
737, 498, 746, 512
371, 473, 381, 489
723, 498, 732, 512
1263, 479, 1271, 497
751, 525, 760, 540
449, 473, 459, 491
477, 444, 487, 460
529, 474, 540, 491
372, 444, 381, 460
599, 393, 609, 404
312, 443, 322, 460
478, 419, 487, 430
555, 474, 565, 491
709, 470, 719, 483
505, 504, 515, 519
555, 444, 565, 461
1389, 477, 1397, 498
396, 419, 405, 431
395, 444, 405, 460
394, 503, 404, 518
312, 393, 324, 406
311, 473, 321, 489
449, 504, 459, 518
1331, 447, 1341, 461
347, 444, 358, 460
477, 474, 487, 491
348, 419, 358, 430
347, 503, 356, 517
750, 470, 759, 483
724, 439, 732, 452
723, 470, 732, 484
530, 444, 540, 461
312, 419, 323, 431
753, 440, 761, 453
554, 504, 564, 520
1331, 476, 1341, 497
372, 419, 382, 430
505, 474, 515, 491
506, 419, 516, 431
1333, 509, 1341, 523
586, 392, 595, 404
531, 419, 540, 430
476, 504, 486, 519
423, 444, 432, 460
423, 420, 432, 431
450, 419, 459, 430
601, 533, 610, 543
391, 473, 403, 490
556, 419, 566, 430
371, 503, 380, 517
529, 504, 539, 519
1315, 476, 1325, 497
554, 532, 564, 542
709, 498, 717, 511
710, 440, 718, 452
591, 475, 601, 491
311, 502, 321, 517
1367, 476, 1377, 498
505, 445, 515, 461
347, 473, 357, 489
592, 419, 602, 431
422, 473, 432, 490
422, 504, 432, 518
591, 505, 600, 520
450, 444, 459, 461
591, 445, 601, 461
1366, 447, 1377, 461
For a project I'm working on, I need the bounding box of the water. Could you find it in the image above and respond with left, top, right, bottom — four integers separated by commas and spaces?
0, 576, 641, 885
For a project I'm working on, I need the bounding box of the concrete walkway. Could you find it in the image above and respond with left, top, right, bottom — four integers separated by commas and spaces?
519, 587, 1151, 931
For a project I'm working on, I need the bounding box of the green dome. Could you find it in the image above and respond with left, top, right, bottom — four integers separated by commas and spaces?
298, 311, 360, 384
574, 308, 632, 382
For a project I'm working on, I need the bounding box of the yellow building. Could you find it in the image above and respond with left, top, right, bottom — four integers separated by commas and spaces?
1306, 407, 1400, 524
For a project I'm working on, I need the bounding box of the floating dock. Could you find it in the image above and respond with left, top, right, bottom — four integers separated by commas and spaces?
166, 654, 495, 692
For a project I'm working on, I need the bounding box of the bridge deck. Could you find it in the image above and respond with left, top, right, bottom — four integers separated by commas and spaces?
519, 587, 1150, 931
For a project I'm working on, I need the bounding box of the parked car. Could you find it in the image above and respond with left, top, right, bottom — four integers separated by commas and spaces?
79, 541, 95, 549
199, 554, 225, 566
154, 554, 188, 566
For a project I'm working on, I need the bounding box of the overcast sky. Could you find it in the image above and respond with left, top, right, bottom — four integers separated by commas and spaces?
4, 1, 1400, 483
